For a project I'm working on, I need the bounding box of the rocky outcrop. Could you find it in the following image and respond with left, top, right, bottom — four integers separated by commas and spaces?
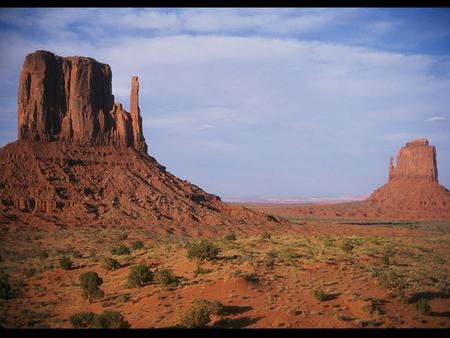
389, 138, 438, 181
368, 138, 449, 213
17, 50, 147, 152
1, 50, 285, 236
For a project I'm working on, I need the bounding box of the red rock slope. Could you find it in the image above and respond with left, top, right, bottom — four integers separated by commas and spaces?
1, 50, 285, 235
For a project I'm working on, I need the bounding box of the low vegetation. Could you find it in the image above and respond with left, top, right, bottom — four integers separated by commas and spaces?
111, 245, 130, 256
180, 299, 224, 328
59, 256, 73, 270
79, 271, 104, 303
69, 311, 130, 328
101, 257, 121, 271
132, 241, 144, 250
154, 268, 177, 286
127, 263, 153, 288
187, 240, 220, 262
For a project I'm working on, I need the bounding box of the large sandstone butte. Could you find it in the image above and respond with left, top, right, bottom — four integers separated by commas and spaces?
1, 50, 284, 236
368, 138, 449, 214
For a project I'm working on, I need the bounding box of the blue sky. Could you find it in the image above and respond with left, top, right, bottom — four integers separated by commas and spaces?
0, 8, 449, 200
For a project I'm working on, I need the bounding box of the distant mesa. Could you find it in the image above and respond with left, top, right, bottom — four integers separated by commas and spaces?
0, 50, 284, 235
368, 138, 449, 212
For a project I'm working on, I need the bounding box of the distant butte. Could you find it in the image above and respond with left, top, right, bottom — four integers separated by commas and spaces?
17, 50, 147, 152
1, 50, 286, 235
367, 138, 449, 212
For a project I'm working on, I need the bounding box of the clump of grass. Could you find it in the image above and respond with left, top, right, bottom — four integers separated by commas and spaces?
154, 268, 177, 286
322, 236, 335, 247
37, 250, 49, 260
313, 288, 327, 301
101, 257, 121, 271
341, 240, 354, 253
180, 299, 224, 328
260, 232, 272, 240
111, 245, 130, 256
132, 241, 144, 250
416, 298, 431, 315
224, 233, 237, 241
59, 256, 73, 270
193, 265, 211, 277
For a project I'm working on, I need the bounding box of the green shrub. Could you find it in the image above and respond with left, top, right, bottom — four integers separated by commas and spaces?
118, 233, 128, 240
101, 257, 121, 271
37, 250, 49, 260
132, 241, 144, 250
154, 268, 177, 286
69, 311, 95, 328
180, 299, 224, 328
69, 311, 130, 328
381, 253, 391, 266
322, 236, 335, 247
224, 233, 236, 241
416, 298, 431, 315
341, 240, 354, 253
59, 256, 73, 270
127, 263, 153, 288
187, 240, 220, 262
23, 268, 37, 278
313, 288, 327, 301
111, 245, 130, 256
79, 271, 104, 303
0, 278, 11, 299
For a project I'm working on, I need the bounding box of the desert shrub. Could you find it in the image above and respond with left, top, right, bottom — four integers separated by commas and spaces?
313, 288, 327, 301
0, 278, 11, 299
101, 257, 121, 271
154, 268, 177, 286
341, 240, 354, 253
118, 233, 128, 240
69, 311, 95, 328
263, 256, 275, 269
111, 245, 130, 256
132, 241, 144, 250
127, 263, 153, 288
187, 240, 220, 262
193, 265, 212, 277
92, 311, 130, 328
260, 232, 272, 240
23, 268, 37, 278
69, 311, 130, 328
322, 236, 335, 247
79, 271, 104, 303
59, 256, 73, 270
381, 253, 391, 266
180, 299, 224, 328
37, 250, 49, 260
377, 270, 403, 291
416, 298, 431, 315
224, 233, 236, 241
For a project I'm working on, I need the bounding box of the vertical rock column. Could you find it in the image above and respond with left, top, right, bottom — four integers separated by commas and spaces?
130, 76, 147, 153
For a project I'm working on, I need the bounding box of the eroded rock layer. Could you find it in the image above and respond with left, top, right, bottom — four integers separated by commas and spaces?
17, 50, 147, 151
368, 138, 449, 213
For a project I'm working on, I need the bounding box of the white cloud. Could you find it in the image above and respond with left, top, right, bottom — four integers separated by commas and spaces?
425, 116, 450, 122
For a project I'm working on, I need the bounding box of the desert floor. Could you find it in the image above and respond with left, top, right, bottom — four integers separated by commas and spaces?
0, 204, 449, 328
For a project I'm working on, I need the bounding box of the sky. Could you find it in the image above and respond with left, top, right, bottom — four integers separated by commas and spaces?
0, 8, 449, 200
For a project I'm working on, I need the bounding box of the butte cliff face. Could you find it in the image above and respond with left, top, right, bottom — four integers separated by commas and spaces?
17, 50, 147, 152
1, 50, 284, 236
368, 138, 449, 214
